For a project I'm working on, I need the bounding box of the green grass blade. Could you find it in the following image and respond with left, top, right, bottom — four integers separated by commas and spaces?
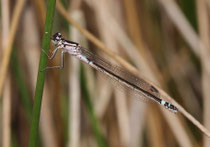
80, 64, 107, 147
28, 0, 56, 147
11, 48, 32, 120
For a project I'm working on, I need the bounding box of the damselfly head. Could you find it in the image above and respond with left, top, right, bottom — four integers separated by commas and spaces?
51, 32, 62, 45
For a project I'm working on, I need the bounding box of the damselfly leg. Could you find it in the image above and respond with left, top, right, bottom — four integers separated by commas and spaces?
40, 47, 65, 71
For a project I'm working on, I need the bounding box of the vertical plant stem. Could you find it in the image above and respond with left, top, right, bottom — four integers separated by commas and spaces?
196, 0, 210, 146
80, 64, 107, 147
28, 0, 56, 147
11, 49, 32, 120
0, 0, 25, 98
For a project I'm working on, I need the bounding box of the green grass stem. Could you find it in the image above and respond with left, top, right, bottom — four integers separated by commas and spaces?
80, 64, 107, 147
11, 48, 32, 120
28, 0, 56, 146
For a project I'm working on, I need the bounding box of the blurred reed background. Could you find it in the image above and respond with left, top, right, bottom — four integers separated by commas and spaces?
0, 0, 210, 147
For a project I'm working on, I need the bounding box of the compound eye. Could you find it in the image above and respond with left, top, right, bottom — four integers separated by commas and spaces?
51, 32, 62, 41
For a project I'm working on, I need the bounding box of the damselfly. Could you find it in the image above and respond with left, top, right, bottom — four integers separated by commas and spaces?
42, 32, 178, 113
